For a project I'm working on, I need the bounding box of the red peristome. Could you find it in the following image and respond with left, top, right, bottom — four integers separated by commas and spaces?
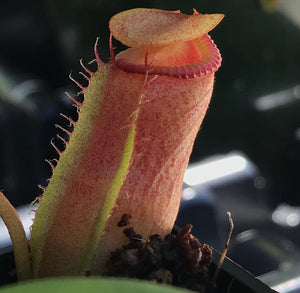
116, 34, 221, 78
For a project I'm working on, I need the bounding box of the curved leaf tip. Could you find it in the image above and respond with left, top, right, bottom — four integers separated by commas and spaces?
0, 191, 32, 281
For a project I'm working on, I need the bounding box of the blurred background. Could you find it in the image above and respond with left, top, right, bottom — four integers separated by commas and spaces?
0, 0, 299, 291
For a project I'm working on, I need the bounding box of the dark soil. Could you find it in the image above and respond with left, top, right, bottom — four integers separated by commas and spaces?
104, 214, 216, 293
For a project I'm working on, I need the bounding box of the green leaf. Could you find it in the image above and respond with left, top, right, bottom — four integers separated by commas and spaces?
0, 278, 193, 293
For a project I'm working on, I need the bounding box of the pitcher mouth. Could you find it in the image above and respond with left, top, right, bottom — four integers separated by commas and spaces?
115, 34, 221, 79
